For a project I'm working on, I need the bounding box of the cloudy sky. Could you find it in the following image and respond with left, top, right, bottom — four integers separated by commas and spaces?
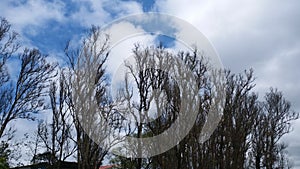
1, 0, 299, 167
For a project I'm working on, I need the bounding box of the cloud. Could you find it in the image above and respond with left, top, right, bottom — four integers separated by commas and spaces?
0, 0, 65, 32
70, 0, 143, 27
69, 0, 110, 27
0, 0, 66, 49
155, 0, 300, 69
105, 20, 156, 75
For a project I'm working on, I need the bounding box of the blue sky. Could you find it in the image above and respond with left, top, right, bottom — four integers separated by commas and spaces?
122, 0, 156, 12
2, 0, 175, 54
1, 0, 300, 167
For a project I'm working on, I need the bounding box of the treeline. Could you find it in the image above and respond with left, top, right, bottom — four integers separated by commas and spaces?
109, 46, 299, 169
0, 17, 299, 169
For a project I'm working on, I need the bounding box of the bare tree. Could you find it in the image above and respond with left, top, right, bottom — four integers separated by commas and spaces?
112, 44, 299, 169
27, 121, 42, 164
35, 71, 76, 169
65, 26, 115, 169
0, 17, 19, 70
0, 17, 56, 139
111, 45, 209, 169
252, 88, 299, 169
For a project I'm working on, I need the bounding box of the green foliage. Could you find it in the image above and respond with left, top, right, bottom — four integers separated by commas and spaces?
0, 142, 10, 169
0, 158, 9, 169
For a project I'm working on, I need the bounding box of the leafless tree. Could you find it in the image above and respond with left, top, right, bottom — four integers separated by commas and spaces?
35, 72, 76, 169
0, 17, 56, 139
27, 121, 42, 164
111, 45, 209, 169
65, 26, 116, 169
111, 44, 299, 169
2, 16, 297, 168
251, 88, 299, 169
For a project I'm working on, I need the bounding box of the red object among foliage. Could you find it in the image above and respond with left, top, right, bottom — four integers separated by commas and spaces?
99, 165, 115, 169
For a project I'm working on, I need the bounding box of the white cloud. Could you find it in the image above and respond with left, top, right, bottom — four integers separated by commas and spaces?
0, 0, 65, 32
103, 1, 143, 18
0, 0, 66, 49
69, 0, 110, 27
105, 21, 156, 76
70, 0, 143, 27
155, 0, 260, 39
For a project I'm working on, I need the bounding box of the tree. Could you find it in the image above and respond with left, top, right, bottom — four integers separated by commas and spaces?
0, 17, 56, 167
110, 45, 210, 169
142, 47, 211, 169
110, 44, 298, 169
65, 26, 115, 169
0, 141, 10, 169
35, 72, 76, 169
0, 17, 56, 139
251, 88, 298, 169
202, 69, 260, 169
27, 122, 42, 165
112, 45, 176, 169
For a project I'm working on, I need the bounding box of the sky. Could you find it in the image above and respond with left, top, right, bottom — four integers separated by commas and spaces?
0, 0, 300, 167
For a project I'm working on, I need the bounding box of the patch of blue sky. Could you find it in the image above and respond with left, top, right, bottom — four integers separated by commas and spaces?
12, 0, 164, 58
22, 19, 85, 54
18, 0, 129, 54
121, 0, 156, 12
8, 0, 28, 7
154, 34, 176, 48
102, 1, 142, 20
102, 2, 125, 19
63, 0, 85, 17
140, 0, 156, 12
